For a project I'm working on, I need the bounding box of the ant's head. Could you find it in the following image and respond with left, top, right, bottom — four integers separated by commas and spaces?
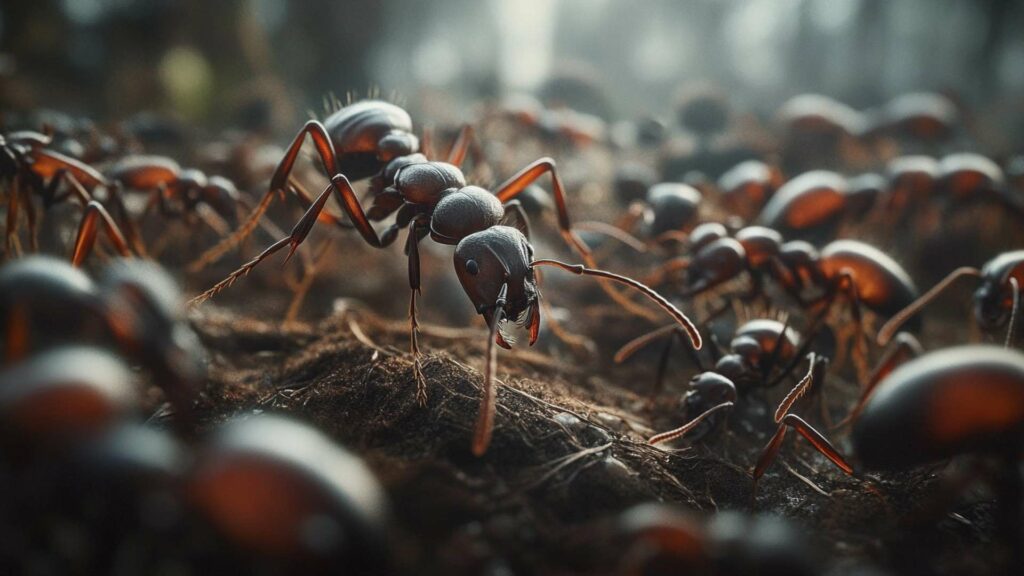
454, 226, 539, 341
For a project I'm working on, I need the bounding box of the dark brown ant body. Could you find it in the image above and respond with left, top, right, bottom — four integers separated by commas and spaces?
756, 170, 848, 241
0, 256, 205, 417
878, 250, 1024, 345
851, 346, 1024, 567
192, 150, 700, 455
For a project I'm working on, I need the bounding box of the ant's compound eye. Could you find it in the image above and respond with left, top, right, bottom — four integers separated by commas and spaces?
466, 259, 479, 276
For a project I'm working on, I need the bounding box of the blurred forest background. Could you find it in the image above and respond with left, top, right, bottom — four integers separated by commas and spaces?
2, 0, 1023, 153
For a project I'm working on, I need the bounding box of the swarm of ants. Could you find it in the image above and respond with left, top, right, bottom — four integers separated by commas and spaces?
2, 85, 1024, 576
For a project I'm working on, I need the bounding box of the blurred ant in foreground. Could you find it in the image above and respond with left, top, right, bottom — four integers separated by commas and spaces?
0, 255, 204, 419
191, 101, 701, 456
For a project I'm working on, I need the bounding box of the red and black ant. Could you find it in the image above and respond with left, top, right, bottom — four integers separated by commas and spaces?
2, 130, 108, 255
190, 138, 701, 455
0, 256, 204, 419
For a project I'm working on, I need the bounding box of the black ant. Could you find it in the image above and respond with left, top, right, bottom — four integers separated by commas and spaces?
190, 139, 701, 456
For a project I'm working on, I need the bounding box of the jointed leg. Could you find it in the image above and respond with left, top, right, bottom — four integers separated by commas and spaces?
446, 124, 474, 168
407, 219, 428, 405
497, 158, 665, 321
189, 120, 341, 271
835, 332, 922, 428
753, 357, 852, 496
70, 201, 133, 267
190, 176, 384, 305
5, 174, 21, 256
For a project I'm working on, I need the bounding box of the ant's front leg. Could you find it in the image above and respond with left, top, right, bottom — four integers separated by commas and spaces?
752, 354, 852, 499
496, 158, 661, 322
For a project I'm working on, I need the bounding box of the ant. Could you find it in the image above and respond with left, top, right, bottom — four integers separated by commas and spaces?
850, 345, 1024, 569
0, 255, 205, 419
613, 307, 851, 490
188, 414, 390, 571
617, 505, 822, 576
619, 314, 850, 490
2, 130, 108, 254
190, 149, 701, 455
579, 182, 703, 253
97, 155, 249, 255
877, 250, 1024, 347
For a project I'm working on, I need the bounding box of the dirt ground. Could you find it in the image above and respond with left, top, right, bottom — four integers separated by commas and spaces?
182, 284, 1011, 576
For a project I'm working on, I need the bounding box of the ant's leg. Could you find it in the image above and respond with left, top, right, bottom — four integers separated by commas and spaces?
752, 413, 852, 498
191, 176, 382, 305
106, 183, 147, 257
446, 124, 474, 168
773, 353, 826, 423
407, 220, 428, 405
836, 269, 870, 383
648, 401, 734, 445
421, 124, 436, 161
652, 331, 676, 398
70, 201, 133, 267
5, 174, 22, 257
472, 282, 509, 456
496, 158, 666, 322
1006, 277, 1020, 348
642, 257, 690, 288
500, 199, 532, 239
877, 267, 982, 345
834, 332, 922, 428
189, 120, 341, 271
494, 157, 588, 257
43, 169, 92, 208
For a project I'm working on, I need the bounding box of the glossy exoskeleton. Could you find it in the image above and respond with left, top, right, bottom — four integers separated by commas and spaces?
192, 153, 700, 456
0, 256, 205, 416
878, 250, 1024, 346
187, 415, 390, 572
2, 130, 108, 254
